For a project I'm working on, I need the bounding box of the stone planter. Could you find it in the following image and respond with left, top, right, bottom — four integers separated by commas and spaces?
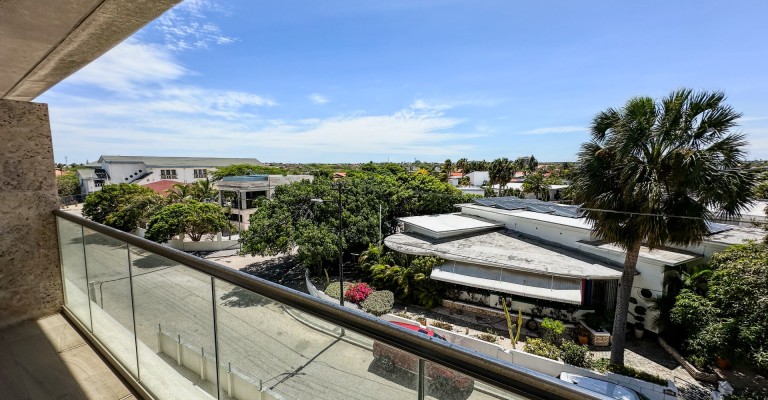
579, 321, 611, 347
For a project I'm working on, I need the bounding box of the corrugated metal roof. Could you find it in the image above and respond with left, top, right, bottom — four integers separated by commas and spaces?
98, 155, 262, 167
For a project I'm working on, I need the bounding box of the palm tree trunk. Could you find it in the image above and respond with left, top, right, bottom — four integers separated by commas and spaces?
610, 239, 641, 365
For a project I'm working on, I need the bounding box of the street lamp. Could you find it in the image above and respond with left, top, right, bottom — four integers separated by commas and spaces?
310, 181, 345, 306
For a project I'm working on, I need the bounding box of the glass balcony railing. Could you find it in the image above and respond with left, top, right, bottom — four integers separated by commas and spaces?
54, 210, 609, 400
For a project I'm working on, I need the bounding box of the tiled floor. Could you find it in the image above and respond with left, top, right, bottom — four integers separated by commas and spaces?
0, 313, 137, 400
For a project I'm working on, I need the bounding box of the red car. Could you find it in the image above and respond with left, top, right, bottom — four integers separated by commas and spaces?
372, 321, 474, 392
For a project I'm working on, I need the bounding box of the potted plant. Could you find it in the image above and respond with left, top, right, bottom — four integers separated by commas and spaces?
577, 327, 589, 345
633, 319, 645, 339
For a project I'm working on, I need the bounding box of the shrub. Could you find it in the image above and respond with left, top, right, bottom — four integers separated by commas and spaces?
344, 282, 374, 304
430, 320, 453, 330
524, 338, 559, 360
607, 364, 667, 386
476, 331, 497, 343
361, 290, 394, 316
325, 282, 352, 300
560, 342, 593, 368
541, 318, 566, 345
591, 357, 610, 373
725, 389, 768, 400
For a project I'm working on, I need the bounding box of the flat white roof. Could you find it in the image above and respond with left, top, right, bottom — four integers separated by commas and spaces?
385, 230, 622, 280
399, 214, 504, 234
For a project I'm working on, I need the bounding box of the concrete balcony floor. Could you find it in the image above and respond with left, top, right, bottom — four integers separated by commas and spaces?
0, 313, 137, 400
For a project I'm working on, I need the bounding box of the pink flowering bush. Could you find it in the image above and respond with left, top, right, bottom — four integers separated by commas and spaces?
344, 282, 373, 304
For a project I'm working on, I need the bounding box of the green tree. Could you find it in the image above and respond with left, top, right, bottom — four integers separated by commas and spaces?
571, 89, 754, 365
191, 178, 217, 201
455, 158, 469, 173
670, 242, 768, 370
167, 183, 193, 203
82, 184, 159, 231
57, 173, 81, 197
240, 171, 472, 273
522, 172, 550, 200
145, 201, 231, 242
209, 163, 286, 181
489, 158, 513, 196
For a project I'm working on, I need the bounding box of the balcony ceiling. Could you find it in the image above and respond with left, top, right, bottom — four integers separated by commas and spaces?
0, 0, 181, 101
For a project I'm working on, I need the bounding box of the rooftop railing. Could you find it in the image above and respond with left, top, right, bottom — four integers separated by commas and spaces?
54, 209, 610, 400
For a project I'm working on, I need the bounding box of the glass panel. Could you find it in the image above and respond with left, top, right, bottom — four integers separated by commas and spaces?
424, 361, 530, 400
214, 278, 418, 400
57, 217, 91, 330
82, 227, 138, 377
130, 246, 218, 400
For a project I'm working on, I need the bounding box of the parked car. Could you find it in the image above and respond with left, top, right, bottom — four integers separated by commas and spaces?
372, 321, 474, 392
559, 372, 650, 400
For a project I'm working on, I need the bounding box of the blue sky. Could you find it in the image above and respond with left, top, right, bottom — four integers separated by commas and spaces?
40, 0, 768, 164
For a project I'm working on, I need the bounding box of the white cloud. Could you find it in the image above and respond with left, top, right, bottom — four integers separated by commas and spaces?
66, 40, 185, 95
308, 93, 329, 104
520, 125, 587, 135
156, 0, 236, 51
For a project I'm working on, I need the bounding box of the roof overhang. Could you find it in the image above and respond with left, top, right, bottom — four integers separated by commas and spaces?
1, 0, 181, 101
432, 261, 583, 304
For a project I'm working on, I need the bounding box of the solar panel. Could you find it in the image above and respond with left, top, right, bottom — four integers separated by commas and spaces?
474, 197, 589, 218
706, 221, 732, 234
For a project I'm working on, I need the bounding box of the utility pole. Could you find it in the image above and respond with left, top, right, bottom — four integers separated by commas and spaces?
379, 203, 382, 246
334, 181, 345, 307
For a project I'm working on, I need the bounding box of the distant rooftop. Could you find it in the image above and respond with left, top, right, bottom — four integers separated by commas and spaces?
142, 180, 182, 196
97, 155, 262, 167
399, 214, 503, 236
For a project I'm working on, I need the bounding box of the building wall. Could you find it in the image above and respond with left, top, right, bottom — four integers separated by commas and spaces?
460, 205, 668, 332
0, 99, 62, 328
466, 171, 489, 186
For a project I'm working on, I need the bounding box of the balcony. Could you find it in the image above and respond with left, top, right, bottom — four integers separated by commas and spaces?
50, 210, 608, 400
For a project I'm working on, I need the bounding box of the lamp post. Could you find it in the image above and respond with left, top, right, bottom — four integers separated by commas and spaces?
310, 180, 345, 306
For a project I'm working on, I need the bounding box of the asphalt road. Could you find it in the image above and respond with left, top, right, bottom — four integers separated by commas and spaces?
57, 223, 511, 400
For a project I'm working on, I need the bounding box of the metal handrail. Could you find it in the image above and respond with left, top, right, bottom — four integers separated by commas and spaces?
54, 209, 610, 400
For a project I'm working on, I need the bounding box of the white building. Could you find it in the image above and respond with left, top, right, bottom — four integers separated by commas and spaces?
384, 197, 763, 333
77, 155, 263, 194
465, 171, 490, 186
215, 174, 314, 229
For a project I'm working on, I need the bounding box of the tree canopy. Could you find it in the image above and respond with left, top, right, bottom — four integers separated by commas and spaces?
239, 170, 474, 271
209, 163, 287, 181
144, 200, 231, 242
82, 184, 163, 232
57, 173, 81, 197
670, 242, 768, 371
571, 88, 755, 364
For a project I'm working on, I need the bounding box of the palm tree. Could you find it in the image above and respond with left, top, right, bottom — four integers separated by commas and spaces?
167, 183, 192, 203
571, 89, 754, 365
489, 158, 513, 196
522, 172, 550, 200
456, 158, 470, 173
192, 178, 217, 201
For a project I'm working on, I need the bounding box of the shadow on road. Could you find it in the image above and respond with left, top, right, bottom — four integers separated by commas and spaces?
240, 256, 307, 292
219, 286, 275, 308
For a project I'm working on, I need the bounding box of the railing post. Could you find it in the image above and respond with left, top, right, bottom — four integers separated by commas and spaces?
176, 334, 182, 366
200, 347, 206, 381
227, 362, 233, 398
418, 358, 426, 400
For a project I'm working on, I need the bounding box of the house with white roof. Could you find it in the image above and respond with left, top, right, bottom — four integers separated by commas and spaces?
384, 197, 763, 333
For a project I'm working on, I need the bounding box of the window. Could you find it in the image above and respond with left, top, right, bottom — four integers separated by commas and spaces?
94, 180, 104, 187
193, 169, 207, 179
160, 169, 178, 179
